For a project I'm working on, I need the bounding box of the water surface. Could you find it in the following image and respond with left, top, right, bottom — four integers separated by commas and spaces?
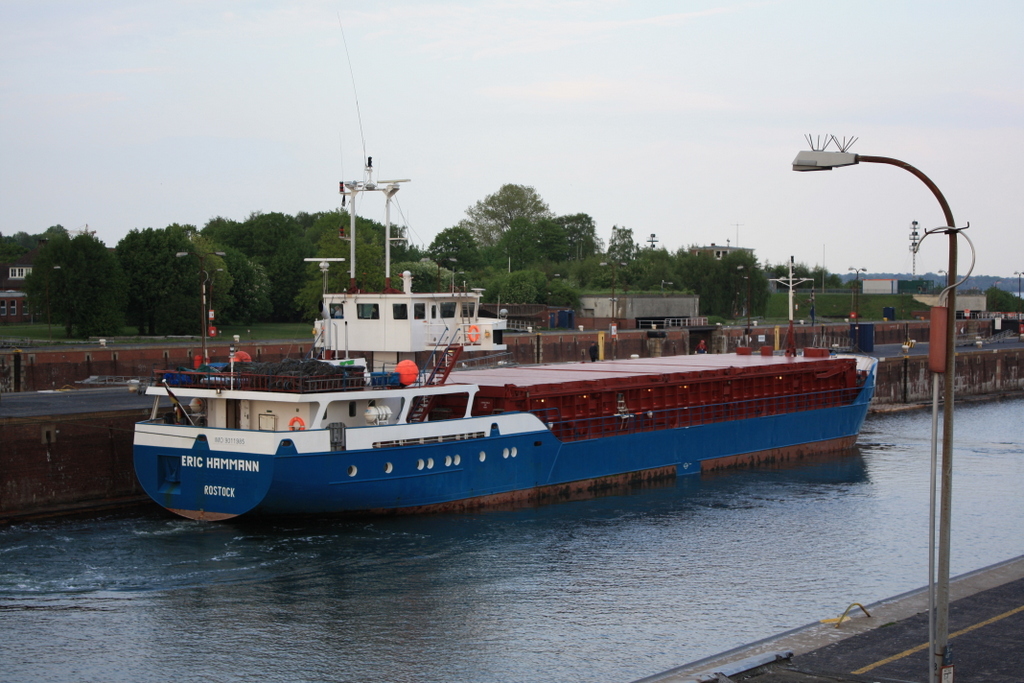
2, 399, 1022, 682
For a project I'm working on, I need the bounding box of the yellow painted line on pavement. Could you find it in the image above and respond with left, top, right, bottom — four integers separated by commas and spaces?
852, 603, 1024, 675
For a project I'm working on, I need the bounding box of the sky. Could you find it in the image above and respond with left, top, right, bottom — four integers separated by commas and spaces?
2, 1, 1023, 279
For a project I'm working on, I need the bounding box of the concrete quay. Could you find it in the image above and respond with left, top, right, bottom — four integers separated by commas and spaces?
637, 555, 1024, 683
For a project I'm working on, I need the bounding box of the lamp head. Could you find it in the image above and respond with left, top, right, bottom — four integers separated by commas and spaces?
792, 150, 859, 172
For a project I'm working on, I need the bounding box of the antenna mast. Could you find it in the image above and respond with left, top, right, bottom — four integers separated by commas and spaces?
339, 156, 409, 292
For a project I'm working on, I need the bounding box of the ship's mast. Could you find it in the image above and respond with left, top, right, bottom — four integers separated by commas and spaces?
340, 157, 409, 292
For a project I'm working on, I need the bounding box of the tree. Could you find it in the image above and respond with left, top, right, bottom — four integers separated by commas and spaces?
294, 211, 386, 319
25, 232, 126, 337
203, 212, 314, 322
498, 217, 544, 271
0, 237, 27, 263
810, 265, 843, 290
393, 259, 448, 293
116, 225, 195, 335
545, 277, 580, 308
428, 226, 481, 269
463, 184, 552, 247
221, 252, 271, 324
533, 218, 569, 263
556, 213, 602, 260
495, 270, 546, 304
606, 225, 639, 262
986, 285, 1020, 313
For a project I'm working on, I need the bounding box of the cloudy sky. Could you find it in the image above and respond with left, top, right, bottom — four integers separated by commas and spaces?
2, 1, 1022, 278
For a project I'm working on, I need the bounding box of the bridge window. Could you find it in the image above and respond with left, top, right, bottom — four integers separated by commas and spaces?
439, 302, 456, 318
414, 303, 426, 319
357, 303, 380, 319
392, 303, 408, 320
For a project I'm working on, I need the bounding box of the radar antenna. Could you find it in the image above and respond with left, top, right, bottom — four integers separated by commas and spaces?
803, 134, 858, 153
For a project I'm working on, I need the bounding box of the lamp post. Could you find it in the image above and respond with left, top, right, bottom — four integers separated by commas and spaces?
600, 261, 626, 358
600, 260, 626, 325
910, 221, 921, 276
736, 265, 751, 338
47, 265, 60, 342
1015, 271, 1023, 319
742, 274, 752, 342
177, 250, 226, 365
849, 267, 866, 350
794, 144, 960, 683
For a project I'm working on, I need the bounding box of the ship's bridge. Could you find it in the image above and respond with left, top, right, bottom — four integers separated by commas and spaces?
313, 270, 507, 359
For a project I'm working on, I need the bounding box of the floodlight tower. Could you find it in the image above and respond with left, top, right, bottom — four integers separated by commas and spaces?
910, 221, 921, 276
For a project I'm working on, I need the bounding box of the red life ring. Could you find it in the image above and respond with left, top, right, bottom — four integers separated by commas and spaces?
289, 416, 306, 431
467, 325, 481, 343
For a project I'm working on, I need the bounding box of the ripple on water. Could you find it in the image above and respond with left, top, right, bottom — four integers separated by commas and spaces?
1, 400, 1023, 683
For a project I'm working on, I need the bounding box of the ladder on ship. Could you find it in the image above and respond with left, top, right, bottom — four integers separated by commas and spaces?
406, 343, 463, 423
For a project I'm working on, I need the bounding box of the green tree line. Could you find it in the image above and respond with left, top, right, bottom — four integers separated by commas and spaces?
7, 183, 847, 337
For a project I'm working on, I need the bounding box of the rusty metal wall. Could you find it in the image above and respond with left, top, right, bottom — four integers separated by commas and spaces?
1, 409, 150, 521
873, 348, 1024, 405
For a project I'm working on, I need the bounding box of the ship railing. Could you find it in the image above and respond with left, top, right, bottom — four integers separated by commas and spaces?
536, 386, 863, 443
155, 369, 365, 393
654, 317, 709, 329
455, 352, 516, 370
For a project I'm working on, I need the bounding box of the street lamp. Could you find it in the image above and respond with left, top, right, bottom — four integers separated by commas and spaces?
849, 267, 866, 350
909, 221, 921, 276
600, 261, 627, 358
736, 266, 751, 336
1011, 270, 1019, 317
660, 279, 673, 296
47, 265, 60, 342
793, 141, 962, 683
599, 261, 627, 324
177, 250, 226, 365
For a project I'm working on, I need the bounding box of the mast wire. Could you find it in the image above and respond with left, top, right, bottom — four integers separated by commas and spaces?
337, 13, 367, 171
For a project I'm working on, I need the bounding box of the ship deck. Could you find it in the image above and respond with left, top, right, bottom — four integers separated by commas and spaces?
448, 353, 830, 390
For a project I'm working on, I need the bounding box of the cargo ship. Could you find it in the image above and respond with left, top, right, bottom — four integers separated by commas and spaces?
132, 165, 877, 521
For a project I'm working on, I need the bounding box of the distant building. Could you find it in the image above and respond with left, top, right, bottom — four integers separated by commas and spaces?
0, 291, 31, 323
688, 243, 753, 260
579, 294, 701, 327
862, 279, 898, 294
0, 240, 47, 292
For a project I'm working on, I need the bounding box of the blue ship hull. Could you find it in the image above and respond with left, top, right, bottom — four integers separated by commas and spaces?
133, 368, 874, 519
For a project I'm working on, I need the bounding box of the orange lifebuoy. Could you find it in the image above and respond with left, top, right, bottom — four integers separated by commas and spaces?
467, 325, 480, 343
289, 416, 306, 431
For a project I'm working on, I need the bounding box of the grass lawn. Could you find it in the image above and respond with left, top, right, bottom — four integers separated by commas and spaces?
762, 292, 926, 323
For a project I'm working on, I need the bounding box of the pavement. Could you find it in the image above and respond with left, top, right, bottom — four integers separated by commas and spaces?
862, 332, 1024, 360
0, 385, 164, 418
636, 555, 1024, 683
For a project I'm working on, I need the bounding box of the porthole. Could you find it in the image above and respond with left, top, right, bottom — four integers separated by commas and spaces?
347, 465, 358, 477
511, 447, 518, 458
502, 448, 510, 459
454, 454, 461, 466
479, 451, 486, 462
417, 459, 425, 471
384, 462, 393, 474
444, 455, 452, 467
427, 458, 435, 469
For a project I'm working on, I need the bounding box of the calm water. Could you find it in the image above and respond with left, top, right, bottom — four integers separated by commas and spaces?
2, 399, 1023, 683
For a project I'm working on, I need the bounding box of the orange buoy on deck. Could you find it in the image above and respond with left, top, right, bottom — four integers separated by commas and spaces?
396, 360, 419, 385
